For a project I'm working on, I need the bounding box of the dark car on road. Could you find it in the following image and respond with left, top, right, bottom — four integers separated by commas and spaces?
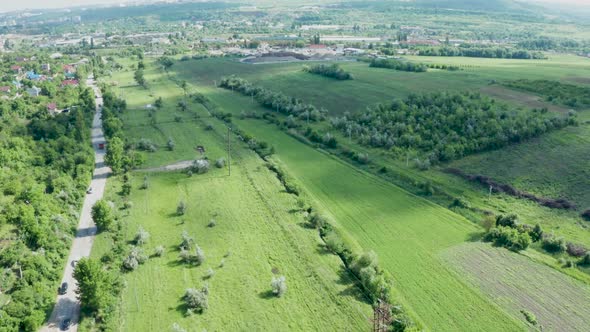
60, 318, 71, 331
58, 282, 68, 295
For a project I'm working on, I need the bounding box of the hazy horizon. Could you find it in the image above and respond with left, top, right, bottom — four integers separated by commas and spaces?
0, 0, 588, 13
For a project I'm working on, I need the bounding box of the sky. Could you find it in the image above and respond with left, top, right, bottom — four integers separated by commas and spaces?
1, 0, 588, 13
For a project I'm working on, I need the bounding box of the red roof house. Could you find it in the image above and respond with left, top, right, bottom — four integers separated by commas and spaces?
61, 79, 79, 87
63, 64, 76, 73
0, 86, 11, 93
308, 44, 327, 49
47, 102, 57, 112
11, 65, 22, 73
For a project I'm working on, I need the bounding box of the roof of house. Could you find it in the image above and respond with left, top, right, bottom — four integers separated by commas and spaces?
0, 86, 11, 92
62, 79, 79, 86
308, 44, 327, 49
63, 64, 75, 70
47, 102, 57, 110
11, 65, 22, 70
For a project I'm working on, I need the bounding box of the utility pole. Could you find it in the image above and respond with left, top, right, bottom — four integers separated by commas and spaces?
227, 127, 231, 176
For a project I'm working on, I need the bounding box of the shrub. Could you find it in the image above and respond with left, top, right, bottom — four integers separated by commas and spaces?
192, 159, 210, 174
581, 209, 590, 221
140, 175, 149, 189
136, 138, 157, 152
481, 215, 496, 232
208, 219, 216, 228
183, 287, 208, 313
177, 201, 187, 216
204, 268, 215, 279
271, 276, 287, 297
167, 138, 175, 151
134, 226, 150, 246
566, 242, 588, 257
180, 245, 205, 265
485, 226, 531, 251
121, 182, 131, 196
123, 201, 134, 210
324, 231, 345, 254
496, 214, 518, 228
180, 231, 194, 250
542, 235, 567, 253
215, 158, 226, 168
520, 310, 537, 326
579, 252, 590, 266
154, 245, 165, 257
123, 247, 148, 271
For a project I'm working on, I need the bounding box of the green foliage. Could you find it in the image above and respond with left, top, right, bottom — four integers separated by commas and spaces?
303, 64, 353, 80
73, 258, 119, 317
271, 275, 287, 297
331, 91, 571, 163
92, 199, 114, 231
418, 46, 545, 59
183, 286, 208, 314
504, 80, 590, 108
176, 201, 187, 216
219, 76, 327, 122
484, 226, 531, 251
520, 310, 537, 326
105, 136, 125, 174
541, 235, 567, 253
370, 58, 428, 72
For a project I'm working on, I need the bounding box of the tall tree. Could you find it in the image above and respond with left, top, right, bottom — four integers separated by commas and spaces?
105, 136, 125, 173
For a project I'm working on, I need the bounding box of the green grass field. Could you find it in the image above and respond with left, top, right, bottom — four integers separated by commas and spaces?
94, 55, 590, 331
90, 65, 373, 331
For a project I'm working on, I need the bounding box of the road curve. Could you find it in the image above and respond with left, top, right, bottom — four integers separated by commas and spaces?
40, 75, 111, 332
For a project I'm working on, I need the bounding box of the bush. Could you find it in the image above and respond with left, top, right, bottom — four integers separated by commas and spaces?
177, 201, 187, 216
520, 310, 537, 326
123, 247, 148, 271
542, 235, 567, 253
192, 159, 210, 174
485, 226, 531, 251
123, 201, 134, 210
208, 219, 216, 228
183, 287, 208, 313
215, 158, 226, 168
167, 138, 175, 151
566, 242, 588, 257
136, 138, 157, 152
324, 231, 345, 254
180, 245, 205, 265
496, 214, 518, 228
579, 253, 590, 266
271, 276, 287, 297
134, 226, 150, 246
172, 323, 187, 332
582, 209, 590, 221
180, 230, 194, 250
154, 245, 165, 257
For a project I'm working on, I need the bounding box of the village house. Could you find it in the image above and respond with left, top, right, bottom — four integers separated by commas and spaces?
47, 102, 58, 114
26, 71, 42, 81
61, 79, 79, 87
63, 64, 76, 74
41, 63, 51, 71
27, 86, 41, 97
0, 86, 11, 94
11, 65, 22, 74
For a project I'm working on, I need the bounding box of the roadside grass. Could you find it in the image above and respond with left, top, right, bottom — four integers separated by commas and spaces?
90, 114, 373, 331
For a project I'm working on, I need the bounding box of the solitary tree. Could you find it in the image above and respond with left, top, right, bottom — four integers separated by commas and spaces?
73, 258, 115, 314
134, 68, 146, 87
271, 276, 287, 297
91, 200, 114, 231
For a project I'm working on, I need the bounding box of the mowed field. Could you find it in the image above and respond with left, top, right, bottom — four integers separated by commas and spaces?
89, 64, 373, 331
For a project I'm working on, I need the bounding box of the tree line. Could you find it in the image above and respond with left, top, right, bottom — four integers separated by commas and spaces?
369, 58, 428, 72
418, 46, 546, 59
330, 91, 576, 164
302, 64, 353, 80
218, 76, 328, 122
504, 79, 590, 108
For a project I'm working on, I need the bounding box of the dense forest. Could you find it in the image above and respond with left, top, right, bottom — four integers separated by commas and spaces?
0, 87, 95, 331
302, 64, 353, 80
418, 46, 545, 59
330, 92, 576, 164
504, 80, 590, 108
369, 58, 428, 72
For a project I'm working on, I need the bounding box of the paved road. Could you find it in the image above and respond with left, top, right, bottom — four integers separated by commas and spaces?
41, 76, 110, 332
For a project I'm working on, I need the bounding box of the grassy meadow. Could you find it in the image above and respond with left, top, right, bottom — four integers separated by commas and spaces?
90, 54, 590, 331
89, 74, 373, 330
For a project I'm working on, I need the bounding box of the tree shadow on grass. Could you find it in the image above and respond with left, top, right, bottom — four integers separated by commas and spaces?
258, 290, 276, 300
336, 266, 372, 305
315, 243, 332, 256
